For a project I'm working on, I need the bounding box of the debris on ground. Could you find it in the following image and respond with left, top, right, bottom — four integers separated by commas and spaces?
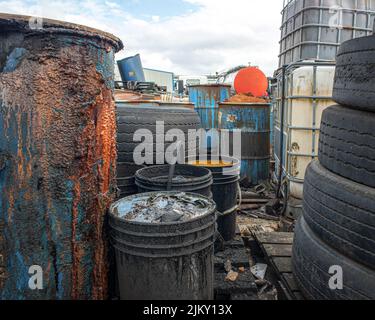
224, 260, 232, 273
225, 270, 239, 282
258, 281, 278, 300
112, 192, 212, 223
251, 263, 268, 280
225, 93, 269, 103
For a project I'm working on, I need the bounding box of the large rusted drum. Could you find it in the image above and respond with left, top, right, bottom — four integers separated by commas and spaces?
0, 14, 123, 300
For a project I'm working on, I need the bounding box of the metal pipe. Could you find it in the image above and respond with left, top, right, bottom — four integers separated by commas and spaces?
276, 65, 287, 198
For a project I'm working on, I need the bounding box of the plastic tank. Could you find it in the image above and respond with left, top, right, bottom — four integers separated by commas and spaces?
279, 0, 375, 67
0, 13, 122, 299
273, 62, 335, 201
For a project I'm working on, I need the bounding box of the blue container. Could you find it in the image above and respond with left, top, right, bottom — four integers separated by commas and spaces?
218, 103, 270, 185
188, 84, 231, 129
117, 54, 145, 82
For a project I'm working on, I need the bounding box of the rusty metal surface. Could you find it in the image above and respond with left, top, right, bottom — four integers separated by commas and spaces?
188, 84, 231, 131
0, 17, 121, 300
0, 13, 123, 51
218, 103, 271, 184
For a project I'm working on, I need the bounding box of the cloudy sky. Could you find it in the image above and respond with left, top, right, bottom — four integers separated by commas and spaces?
0, 0, 283, 76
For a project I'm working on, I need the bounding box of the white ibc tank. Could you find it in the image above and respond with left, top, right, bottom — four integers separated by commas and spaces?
274, 62, 335, 200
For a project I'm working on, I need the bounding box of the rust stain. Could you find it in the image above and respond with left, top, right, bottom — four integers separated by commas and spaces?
226, 93, 269, 103
0, 33, 118, 299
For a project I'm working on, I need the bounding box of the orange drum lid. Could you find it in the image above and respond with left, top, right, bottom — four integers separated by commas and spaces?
234, 67, 268, 97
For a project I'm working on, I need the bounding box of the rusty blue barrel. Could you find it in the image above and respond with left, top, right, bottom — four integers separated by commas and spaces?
0, 13, 123, 300
218, 103, 270, 185
188, 84, 231, 129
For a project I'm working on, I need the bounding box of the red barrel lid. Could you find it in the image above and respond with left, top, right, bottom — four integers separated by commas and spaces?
234, 67, 268, 97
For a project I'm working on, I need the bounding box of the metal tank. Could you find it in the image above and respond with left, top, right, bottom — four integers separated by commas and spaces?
218, 103, 271, 185
0, 14, 123, 300
188, 84, 231, 130
279, 0, 375, 67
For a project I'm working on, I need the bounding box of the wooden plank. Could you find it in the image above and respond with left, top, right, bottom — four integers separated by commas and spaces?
272, 257, 293, 273
252, 231, 304, 300
254, 232, 294, 245
263, 244, 293, 257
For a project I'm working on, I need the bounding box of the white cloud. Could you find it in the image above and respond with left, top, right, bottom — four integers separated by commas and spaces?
0, 0, 283, 76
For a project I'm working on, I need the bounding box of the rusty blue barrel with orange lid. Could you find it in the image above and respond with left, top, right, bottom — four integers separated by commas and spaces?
218, 102, 271, 185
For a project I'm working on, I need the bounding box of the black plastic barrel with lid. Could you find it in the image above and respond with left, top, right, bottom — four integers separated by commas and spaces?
188, 156, 240, 241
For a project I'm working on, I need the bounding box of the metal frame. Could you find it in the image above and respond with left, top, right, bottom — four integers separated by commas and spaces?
272, 60, 336, 191
279, 0, 375, 66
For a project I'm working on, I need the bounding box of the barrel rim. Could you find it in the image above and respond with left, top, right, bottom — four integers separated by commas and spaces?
116, 103, 195, 112
109, 191, 217, 227
135, 164, 213, 186
0, 13, 123, 52
186, 155, 241, 170
218, 102, 271, 107
188, 84, 232, 88
116, 100, 160, 104
157, 102, 195, 106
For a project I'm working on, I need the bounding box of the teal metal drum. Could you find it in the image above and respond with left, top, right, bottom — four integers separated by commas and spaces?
188, 84, 231, 130
218, 103, 270, 185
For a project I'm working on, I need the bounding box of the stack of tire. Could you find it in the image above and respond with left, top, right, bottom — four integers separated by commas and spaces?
292, 35, 375, 300
115, 104, 202, 198
116, 104, 201, 164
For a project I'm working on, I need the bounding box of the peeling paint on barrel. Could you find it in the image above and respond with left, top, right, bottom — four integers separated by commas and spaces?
188, 84, 231, 129
218, 103, 270, 185
0, 14, 123, 300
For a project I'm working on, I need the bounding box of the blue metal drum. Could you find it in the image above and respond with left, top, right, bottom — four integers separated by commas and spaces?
218, 103, 270, 185
188, 84, 231, 130
117, 54, 145, 82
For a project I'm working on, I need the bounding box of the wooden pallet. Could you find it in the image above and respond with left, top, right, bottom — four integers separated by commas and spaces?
253, 231, 305, 300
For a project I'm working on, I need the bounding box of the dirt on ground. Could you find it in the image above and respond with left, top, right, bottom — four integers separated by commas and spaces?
226, 93, 269, 103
